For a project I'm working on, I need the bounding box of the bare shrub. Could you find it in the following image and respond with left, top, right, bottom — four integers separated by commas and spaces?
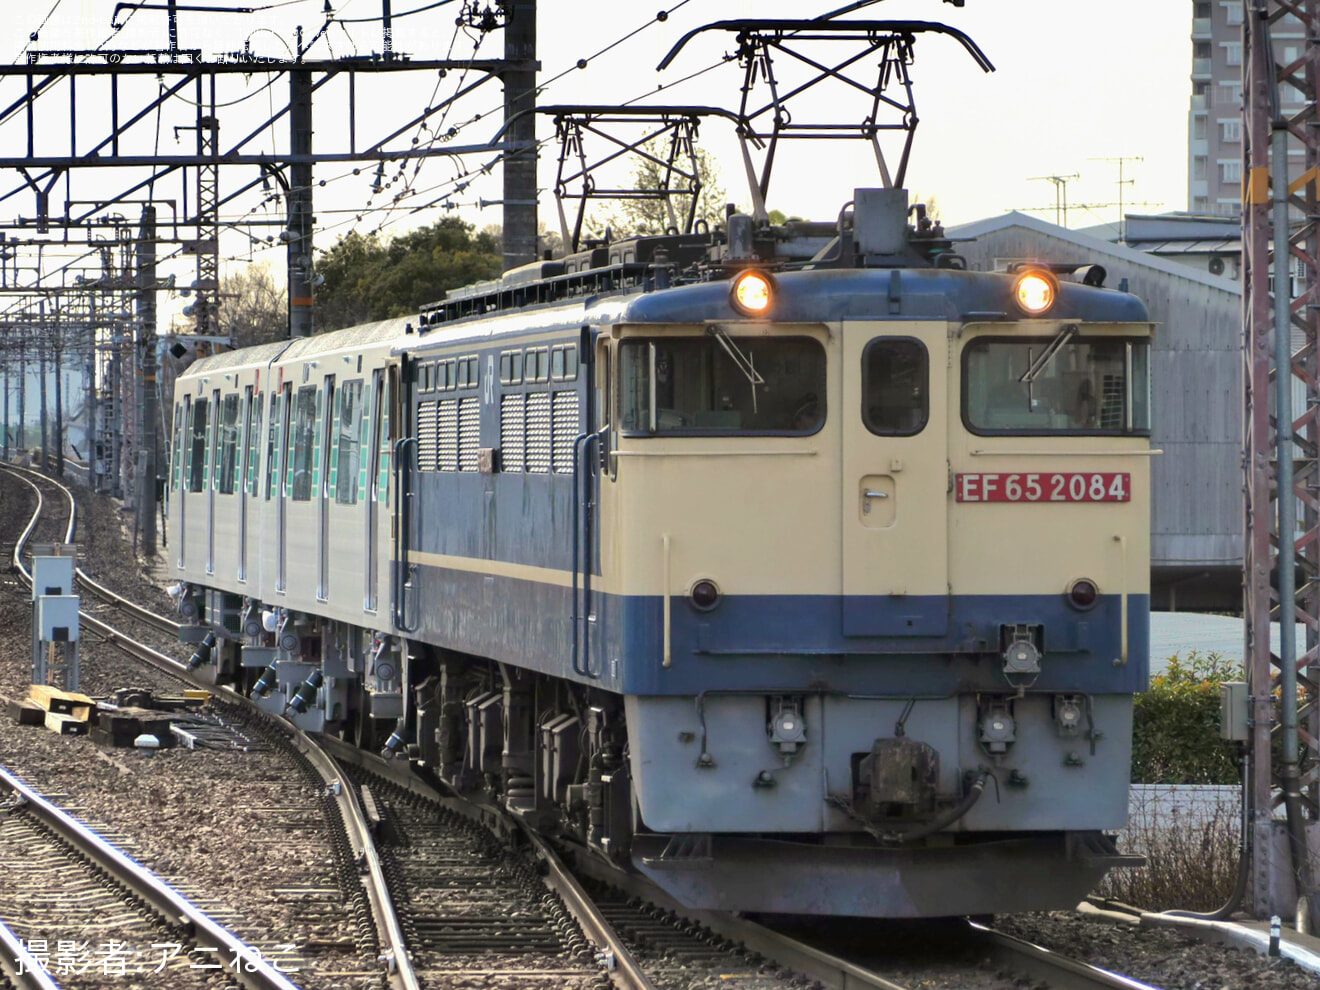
1097, 791, 1242, 912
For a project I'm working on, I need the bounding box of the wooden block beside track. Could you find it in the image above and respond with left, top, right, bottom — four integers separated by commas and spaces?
28, 685, 95, 720
94, 708, 175, 747
7, 699, 45, 726
45, 711, 88, 735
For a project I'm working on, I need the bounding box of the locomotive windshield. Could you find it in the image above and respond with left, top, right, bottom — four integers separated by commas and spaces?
963, 336, 1151, 435
619, 335, 826, 435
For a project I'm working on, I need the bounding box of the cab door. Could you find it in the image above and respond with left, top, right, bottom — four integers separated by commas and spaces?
840, 321, 949, 636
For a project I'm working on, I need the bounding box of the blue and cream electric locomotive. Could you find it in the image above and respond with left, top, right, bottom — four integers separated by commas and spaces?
168, 186, 1151, 917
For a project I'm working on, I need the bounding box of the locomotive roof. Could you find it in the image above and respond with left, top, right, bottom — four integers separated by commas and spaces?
394, 264, 1148, 359
180, 317, 411, 379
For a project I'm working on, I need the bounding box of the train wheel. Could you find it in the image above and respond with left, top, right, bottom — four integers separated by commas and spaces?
353, 703, 382, 751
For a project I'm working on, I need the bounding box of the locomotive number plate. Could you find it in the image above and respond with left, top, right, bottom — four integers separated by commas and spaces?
956, 472, 1130, 503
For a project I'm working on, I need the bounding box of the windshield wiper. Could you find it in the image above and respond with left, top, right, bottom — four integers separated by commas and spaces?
707, 326, 765, 412
1018, 324, 1077, 384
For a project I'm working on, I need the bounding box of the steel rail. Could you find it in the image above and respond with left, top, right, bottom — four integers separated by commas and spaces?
0, 917, 63, 990
74, 566, 181, 636
965, 920, 1164, 990
519, 826, 660, 990
0, 764, 301, 990
277, 728, 421, 990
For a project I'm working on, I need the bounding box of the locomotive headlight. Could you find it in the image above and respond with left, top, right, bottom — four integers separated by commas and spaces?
1013, 269, 1058, 316
730, 269, 775, 317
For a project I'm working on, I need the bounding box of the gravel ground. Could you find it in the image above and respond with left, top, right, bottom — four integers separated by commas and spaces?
999, 911, 1319, 990
0, 473, 379, 989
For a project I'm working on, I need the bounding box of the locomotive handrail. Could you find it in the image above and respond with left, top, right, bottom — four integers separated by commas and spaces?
570, 431, 600, 679
391, 436, 418, 633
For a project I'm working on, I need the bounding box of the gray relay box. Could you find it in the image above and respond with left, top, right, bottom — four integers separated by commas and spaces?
1219, 681, 1249, 742
31, 556, 75, 599
37, 595, 80, 642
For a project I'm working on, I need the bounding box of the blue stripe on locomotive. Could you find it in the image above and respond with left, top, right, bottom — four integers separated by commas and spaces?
407, 557, 1150, 697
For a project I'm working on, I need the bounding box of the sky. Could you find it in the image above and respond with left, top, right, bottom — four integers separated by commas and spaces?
0, 0, 1195, 289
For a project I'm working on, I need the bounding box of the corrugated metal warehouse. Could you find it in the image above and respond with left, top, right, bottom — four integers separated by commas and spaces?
949, 212, 1242, 610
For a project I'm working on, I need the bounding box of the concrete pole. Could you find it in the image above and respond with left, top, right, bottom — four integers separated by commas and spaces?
288, 69, 314, 338
86, 297, 98, 490
52, 307, 63, 477
109, 338, 121, 498
39, 304, 48, 471
502, 0, 538, 271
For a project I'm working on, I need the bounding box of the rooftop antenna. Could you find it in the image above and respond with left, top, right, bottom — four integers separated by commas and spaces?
1028, 173, 1080, 227
1089, 156, 1144, 240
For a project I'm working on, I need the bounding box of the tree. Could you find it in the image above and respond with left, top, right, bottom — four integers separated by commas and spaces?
315, 218, 502, 331
219, 262, 286, 348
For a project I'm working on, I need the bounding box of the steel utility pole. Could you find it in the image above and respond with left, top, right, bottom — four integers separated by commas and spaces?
52, 304, 63, 477
137, 206, 158, 554
503, 0, 538, 269
1242, 0, 1320, 928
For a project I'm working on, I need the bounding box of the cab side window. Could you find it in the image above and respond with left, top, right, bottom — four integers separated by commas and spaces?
862, 338, 928, 436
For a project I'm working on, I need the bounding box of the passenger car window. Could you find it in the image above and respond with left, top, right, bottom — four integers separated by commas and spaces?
187, 398, 208, 493
963, 336, 1152, 435
336, 379, 364, 504
862, 339, 928, 436
291, 385, 318, 501
619, 335, 825, 435
217, 394, 241, 495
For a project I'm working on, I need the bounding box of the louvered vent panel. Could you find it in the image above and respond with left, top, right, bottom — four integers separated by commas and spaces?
417, 401, 438, 472
501, 393, 526, 473
438, 399, 459, 471
459, 397, 481, 472
552, 391, 579, 474
526, 392, 552, 473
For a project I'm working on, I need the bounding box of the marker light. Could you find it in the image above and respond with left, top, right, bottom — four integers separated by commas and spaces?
730, 269, 775, 317
1067, 578, 1099, 610
1013, 269, 1058, 316
690, 579, 722, 611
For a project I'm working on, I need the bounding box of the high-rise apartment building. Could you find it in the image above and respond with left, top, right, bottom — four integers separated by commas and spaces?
1189, 1, 1306, 216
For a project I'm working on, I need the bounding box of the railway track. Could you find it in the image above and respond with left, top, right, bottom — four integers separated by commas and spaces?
320, 734, 907, 990
0, 763, 298, 990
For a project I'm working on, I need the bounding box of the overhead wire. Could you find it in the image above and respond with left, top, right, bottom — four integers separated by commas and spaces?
315, 0, 710, 245
3, 1, 751, 312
